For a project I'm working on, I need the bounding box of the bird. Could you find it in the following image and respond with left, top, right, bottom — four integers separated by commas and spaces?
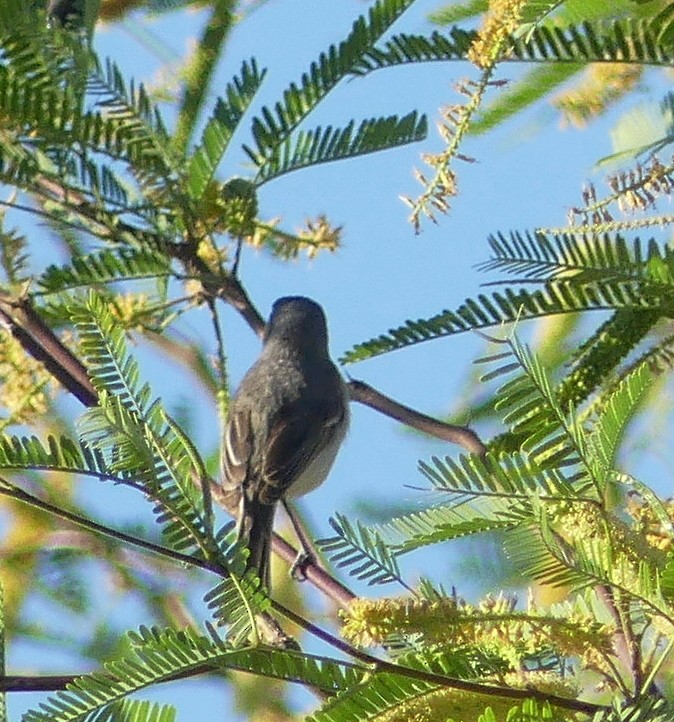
221, 296, 349, 589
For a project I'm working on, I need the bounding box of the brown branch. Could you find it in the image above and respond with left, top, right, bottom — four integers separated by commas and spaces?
5, 188, 494, 681
270, 529, 355, 609
0, 290, 486, 609
0, 292, 97, 406
33, 173, 266, 339
8, 427, 602, 713
348, 379, 486, 456
213, 276, 264, 338
9, 482, 600, 712
0, 503, 607, 714
0, 676, 75, 692
272, 601, 607, 715
0, 655, 606, 715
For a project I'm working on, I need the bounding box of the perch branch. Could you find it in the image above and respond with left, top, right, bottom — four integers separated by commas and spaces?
348, 379, 486, 455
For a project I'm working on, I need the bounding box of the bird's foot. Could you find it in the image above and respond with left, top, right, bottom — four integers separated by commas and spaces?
289, 550, 314, 581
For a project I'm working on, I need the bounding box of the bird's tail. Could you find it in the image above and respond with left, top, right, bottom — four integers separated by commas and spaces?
240, 500, 276, 591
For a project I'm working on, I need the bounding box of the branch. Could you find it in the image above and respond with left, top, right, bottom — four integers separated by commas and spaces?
269, 529, 355, 609
0, 480, 228, 576
32, 173, 266, 338
0, 528, 606, 714
3, 475, 354, 643
0, 292, 97, 406
26, 178, 483, 458
348, 379, 486, 456
0, 676, 75, 692
0, 651, 606, 715
596, 585, 640, 696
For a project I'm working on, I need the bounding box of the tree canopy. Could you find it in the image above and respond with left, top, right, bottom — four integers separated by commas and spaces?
0, 0, 674, 720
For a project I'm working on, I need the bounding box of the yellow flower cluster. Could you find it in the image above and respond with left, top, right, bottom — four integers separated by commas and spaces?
627, 494, 674, 552
196, 178, 259, 240
103, 293, 177, 334
0, 335, 51, 426
252, 215, 342, 260
295, 215, 342, 258
554, 63, 642, 128
369, 685, 552, 722
502, 670, 577, 699
467, 0, 527, 69
544, 500, 604, 543
342, 594, 614, 666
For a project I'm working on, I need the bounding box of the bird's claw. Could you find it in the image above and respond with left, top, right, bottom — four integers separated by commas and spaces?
289, 551, 313, 581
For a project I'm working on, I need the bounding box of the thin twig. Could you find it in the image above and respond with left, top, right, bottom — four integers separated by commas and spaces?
348, 379, 486, 456
31, 172, 267, 339
206, 296, 231, 488
0, 482, 227, 576
640, 636, 674, 695
596, 585, 639, 695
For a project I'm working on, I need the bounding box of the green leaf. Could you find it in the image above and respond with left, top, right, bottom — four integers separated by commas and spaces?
353, 18, 674, 74
605, 92, 674, 161
72, 292, 218, 558
472, 63, 581, 135
382, 450, 586, 553
186, 59, 266, 200
0, 433, 114, 478
23, 627, 220, 722
78, 395, 215, 555
510, 18, 674, 65
247, 0, 418, 179
86, 699, 176, 722
591, 697, 674, 722
309, 672, 436, 722
37, 247, 174, 295
586, 362, 654, 482
479, 231, 674, 284
661, 554, 674, 598
381, 497, 516, 553
351, 27, 476, 74
85, 56, 176, 186
22, 626, 267, 722
71, 291, 152, 411
508, 513, 668, 616
316, 513, 408, 587
429, 0, 487, 26
341, 272, 673, 364
420, 450, 580, 500
247, 112, 427, 183
490, 335, 589, 470
203, 541, 271, 645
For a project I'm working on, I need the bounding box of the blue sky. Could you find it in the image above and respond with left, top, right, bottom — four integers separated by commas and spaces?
7, 1, 673, 720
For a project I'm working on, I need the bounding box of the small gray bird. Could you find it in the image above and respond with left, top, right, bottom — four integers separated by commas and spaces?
222, 296, 349, 588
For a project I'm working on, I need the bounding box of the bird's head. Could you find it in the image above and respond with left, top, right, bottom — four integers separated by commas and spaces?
264, 296, 330, 356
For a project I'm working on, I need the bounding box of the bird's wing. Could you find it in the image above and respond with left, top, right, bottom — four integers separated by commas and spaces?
221, 405, 254, 510
259, 397, 345, 503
